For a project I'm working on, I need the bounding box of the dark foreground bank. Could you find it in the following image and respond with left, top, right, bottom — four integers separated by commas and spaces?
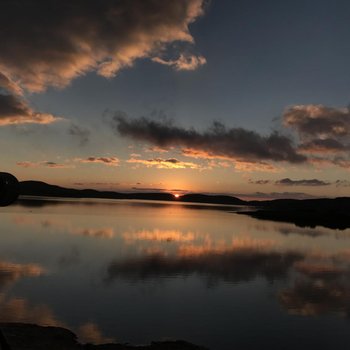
0, 323, 207, 350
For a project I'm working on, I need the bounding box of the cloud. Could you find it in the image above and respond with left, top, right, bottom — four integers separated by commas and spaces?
68, 123, 90, 146
335, 180, 350, 187
0, 72, 22, 95
77, 157, 120, 167
248, 179, 272, 185
299, 138, 348, 153
152, 53, 206, 71
127, 157, 201, 169
113, 116, 306, 165
275, 178, 331, 186
249, 178, 331, 187
0, 0, 206, 93
0, 93, 59, 126
16, 161, 72, 169
283, 105, 350, 167
241, 192, 318, 200
283, 105, 350, 140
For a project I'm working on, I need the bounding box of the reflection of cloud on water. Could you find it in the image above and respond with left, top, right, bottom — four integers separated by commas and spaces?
12, 215, 116, 240
279, 251, 350, 317
177, 237, 276, 256
123, 229, 196, 243
72, 227, 115, 239
0, 259, 113, 345
0, 297, 61, 325
0, 261, 44, 289
0, 296, 113, 344
106, 240, 303, 284
78, 322, 114, 345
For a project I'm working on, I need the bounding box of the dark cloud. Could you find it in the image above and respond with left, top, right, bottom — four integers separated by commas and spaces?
299, 138, 348, 153
68, 123, 90, 146
77, 157, 119, 167
283, 105, 350, 139
0, 1, 205, 126
113, 116, 306, 164
106, 250, 302, 285
335, 180, 350, 187
249, 179, 272, 185
283, 105, 350, 167
245, 192, 318, 200
275, 178, 330, 187
0, 93, 58, 126
0, 0, 205, 93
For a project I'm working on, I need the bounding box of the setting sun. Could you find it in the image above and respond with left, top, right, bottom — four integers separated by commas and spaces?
174, 194, 180, 198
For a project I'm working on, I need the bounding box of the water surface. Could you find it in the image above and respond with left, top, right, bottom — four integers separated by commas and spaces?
0, 198, 350, 349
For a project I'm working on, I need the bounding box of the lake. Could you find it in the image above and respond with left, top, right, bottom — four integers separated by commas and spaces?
0, 198, 350, 349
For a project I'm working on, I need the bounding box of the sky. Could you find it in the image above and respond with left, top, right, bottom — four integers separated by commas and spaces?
1, 0, 350, 200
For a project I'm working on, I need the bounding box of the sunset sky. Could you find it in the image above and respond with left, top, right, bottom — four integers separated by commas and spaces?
1, 0, 350, 199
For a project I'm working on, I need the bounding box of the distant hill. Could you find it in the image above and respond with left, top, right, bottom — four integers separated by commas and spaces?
19, 181, 245, 204
19, 181, 175, 201
18, 181, 350, 229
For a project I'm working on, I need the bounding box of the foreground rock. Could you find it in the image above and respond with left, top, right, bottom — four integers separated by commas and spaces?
0, 323, 208, 350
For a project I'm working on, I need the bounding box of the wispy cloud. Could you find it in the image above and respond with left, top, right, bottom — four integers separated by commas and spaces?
152, 53, 206, 71
76, 157, 120, 167
16, 161, 72, 169
127, 157, 201, 169
68, 123, 90, 146
275, 178, 331, 186
249, 178, 331, 187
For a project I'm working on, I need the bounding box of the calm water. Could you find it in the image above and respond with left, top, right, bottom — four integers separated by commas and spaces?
1, 198, 350, 349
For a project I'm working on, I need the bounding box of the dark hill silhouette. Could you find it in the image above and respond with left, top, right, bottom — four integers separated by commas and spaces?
19, 181, 175, 201
241, 197, 350, 230
18, 180, 350, 229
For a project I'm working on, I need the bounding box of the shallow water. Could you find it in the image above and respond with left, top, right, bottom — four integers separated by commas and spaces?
0, 198, 350, 349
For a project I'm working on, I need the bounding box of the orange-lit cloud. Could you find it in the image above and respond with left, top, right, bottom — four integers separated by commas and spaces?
127, 157, 201, 169
0, 93, 59, 126
0, 0, 206, 93
152, 54, 206, 71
